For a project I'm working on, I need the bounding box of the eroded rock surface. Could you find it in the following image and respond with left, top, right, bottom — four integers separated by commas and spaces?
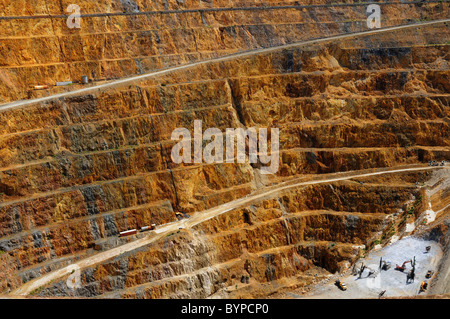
0, 2, 449, 298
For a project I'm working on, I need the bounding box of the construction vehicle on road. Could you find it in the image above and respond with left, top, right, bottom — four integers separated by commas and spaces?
366, 266, 378, 278
380, 257, 391, 271
353, 263, 366, 278
335, 279, 347, 291
419, 281, 428, 293
395, 259, 412, 272
406, 269, 415, 283
381, 261, 391, 271
140, 224, 157, 232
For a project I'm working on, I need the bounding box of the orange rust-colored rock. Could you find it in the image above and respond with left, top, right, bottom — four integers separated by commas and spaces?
0, 2, 448, 299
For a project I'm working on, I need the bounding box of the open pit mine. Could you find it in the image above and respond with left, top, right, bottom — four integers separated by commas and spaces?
0, 0, 449, 302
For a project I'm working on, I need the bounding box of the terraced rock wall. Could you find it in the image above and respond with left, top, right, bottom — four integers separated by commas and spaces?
0, 18, 448, 296
35, 179, 424, 298
0, 1, 448, 102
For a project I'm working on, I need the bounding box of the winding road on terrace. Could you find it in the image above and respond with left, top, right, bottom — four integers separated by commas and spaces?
0, 19, 449, 112
5, 19, 450, 296
12, 165, 449, 296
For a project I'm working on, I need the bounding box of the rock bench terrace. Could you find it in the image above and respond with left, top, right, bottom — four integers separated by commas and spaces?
0, 0, 449, 300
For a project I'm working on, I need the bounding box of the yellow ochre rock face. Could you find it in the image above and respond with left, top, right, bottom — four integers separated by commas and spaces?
0, 1, 449, 298
0, 0, 448, 102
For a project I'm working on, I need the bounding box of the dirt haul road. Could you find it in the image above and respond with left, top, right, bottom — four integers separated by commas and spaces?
11, 165, 448, 296
0, 19, 449, 113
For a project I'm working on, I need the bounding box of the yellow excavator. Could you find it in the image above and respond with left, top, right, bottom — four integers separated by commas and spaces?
420, 281, 428, 293
335, 279, 347, 291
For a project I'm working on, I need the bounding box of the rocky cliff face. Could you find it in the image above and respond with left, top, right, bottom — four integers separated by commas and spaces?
0, 2, 449, 298
34, 179, 423, 298
0, 1, 448, 102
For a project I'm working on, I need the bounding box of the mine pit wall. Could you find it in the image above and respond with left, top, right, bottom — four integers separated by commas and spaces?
34, 180, 424, 298
423, 216, 450, 295
0, 1, 448, 102
0, 75, 256, 292
0, 23, 448, 294
412, 168, 450, 295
